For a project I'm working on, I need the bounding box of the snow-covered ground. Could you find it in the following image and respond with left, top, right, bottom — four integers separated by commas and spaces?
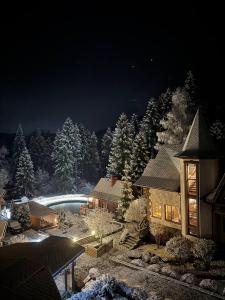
32, 194, 89, 206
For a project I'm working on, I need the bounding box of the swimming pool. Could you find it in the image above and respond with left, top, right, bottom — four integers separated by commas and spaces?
32, 194, 89, 213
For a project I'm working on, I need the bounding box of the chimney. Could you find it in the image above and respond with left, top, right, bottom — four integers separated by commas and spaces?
111, 175, 118, 187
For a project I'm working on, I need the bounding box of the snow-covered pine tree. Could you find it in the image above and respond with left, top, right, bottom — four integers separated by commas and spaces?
140, 98, 160, 158
130, 130, 149, 183
52, 117, 81, 192
120, 161, 134, 214
158, 88, 172, 118
100, 127, 113, 176
107, 113, 133, 177
15, 147, 34, 197
42, 135, 54, 174
28, 129, 46, 171
12, 124, 26, 176
130, 113, 140, 140
77, 123, 92, 181
157, 87, 193, 145
184, 70, 197, 115
34, 167, 52, 196
210, 120, 225, 140
71, 123, 82, 189
88, 132, 100, 183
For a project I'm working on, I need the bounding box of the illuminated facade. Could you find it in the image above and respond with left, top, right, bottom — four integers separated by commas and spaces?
136, 109, 225, 242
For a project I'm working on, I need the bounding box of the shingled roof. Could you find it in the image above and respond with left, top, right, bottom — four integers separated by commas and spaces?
0, 235, 84, 276
175, 108, 220, 159
0, 259, 61, 300
135, 144, 182, 191
91, 178, 123, 202
29, 201, 57, 217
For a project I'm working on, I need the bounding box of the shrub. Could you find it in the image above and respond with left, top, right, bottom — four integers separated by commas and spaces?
199, 279, 217, 292
85, 209, 114, 244
166, 236, 193, 263
124, 197, 147, 223
193, 239, 216, 269
150, 223, 180, 245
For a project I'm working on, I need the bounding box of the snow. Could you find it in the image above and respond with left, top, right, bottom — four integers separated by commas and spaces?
32, 194, 89, 206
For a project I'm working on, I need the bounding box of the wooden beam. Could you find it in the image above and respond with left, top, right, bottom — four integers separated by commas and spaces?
72, 261, 76, 292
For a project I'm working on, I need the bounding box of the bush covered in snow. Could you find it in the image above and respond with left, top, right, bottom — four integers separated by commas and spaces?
9, 234, 30, 244
161, 266, 178, 279
193, 239, 216, 269
166, 236, 192, 263
124, 197, 147, 223
180, 273, 195, 284
58, 210, 88, 233
199, 279, 218, 292
85, 208, 114, 244
68, 274, 149, 300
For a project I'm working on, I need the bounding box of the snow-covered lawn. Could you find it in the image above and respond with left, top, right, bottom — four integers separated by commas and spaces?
74, 232, 220, 300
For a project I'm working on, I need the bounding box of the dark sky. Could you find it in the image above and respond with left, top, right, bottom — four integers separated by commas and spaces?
0, 4, 224, 134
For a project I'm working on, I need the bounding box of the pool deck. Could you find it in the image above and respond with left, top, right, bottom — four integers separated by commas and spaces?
32, 194, 89, 207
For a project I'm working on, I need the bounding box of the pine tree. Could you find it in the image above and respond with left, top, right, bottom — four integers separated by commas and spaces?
34, 167, 53, 196
15, 147, 34, 197
28, 129, 46, 171
130, 113, 139, 140
140, 98, 160, 158
119, 161, 134, 214
12, 124, 26, 176
107, 113, 133, 177
78, 123, 92, 180
88, 132, 101, 183
100, 127, 113, 176
157, 87, 193, 145
130, 131, 149, 183
52, 117, 82, 192
184, 70, 197, 116
159, 88, 172, 118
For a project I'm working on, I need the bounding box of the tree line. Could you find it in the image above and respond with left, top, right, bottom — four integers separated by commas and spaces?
0, 71, 224, 200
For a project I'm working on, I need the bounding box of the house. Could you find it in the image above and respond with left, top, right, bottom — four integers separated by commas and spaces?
0, 220, 7, 247
12, 200, 58, 230
89, 176, 123, 213
135, 109, 225, 243
29, 201, 58, 229
0, 235, 84, 298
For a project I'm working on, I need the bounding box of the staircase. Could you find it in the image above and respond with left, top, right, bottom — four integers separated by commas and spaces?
122, 235, 140, 250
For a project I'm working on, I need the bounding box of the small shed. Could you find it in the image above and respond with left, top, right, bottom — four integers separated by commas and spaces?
29, 201, 58, 229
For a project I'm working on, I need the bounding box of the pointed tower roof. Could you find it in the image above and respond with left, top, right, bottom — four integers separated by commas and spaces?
175, 108, 220, 159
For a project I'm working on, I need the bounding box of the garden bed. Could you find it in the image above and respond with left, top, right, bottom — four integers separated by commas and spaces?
85, 239, 113, 257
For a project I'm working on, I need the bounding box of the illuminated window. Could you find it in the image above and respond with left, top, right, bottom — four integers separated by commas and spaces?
165, 205, 180, 223
151, 201, 162, 218
185, 162, 199, 236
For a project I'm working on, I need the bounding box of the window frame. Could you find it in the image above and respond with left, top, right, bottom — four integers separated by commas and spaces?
151, 201, 162, 219
184, 161, 199, 236
165, 204, 181, 224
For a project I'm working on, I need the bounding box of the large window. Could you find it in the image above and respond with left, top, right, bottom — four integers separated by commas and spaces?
165, 205, 180, 223
185, 162, 198, 236
151, 201, 162, 218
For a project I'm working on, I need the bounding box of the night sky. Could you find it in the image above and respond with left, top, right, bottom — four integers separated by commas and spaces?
0, 4, 224, 134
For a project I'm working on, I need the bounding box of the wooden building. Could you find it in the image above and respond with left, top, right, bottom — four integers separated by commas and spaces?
135, 109, 225, 243
29, 201, 58, 229
0, 236, 84, 299
90, 176, 123, 214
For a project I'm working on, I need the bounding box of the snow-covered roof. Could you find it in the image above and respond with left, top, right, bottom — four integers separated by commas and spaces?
29, 201, 57, 217
175, 108, 221, 159
91, 177, 123, 202
135, 144, 182, 192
